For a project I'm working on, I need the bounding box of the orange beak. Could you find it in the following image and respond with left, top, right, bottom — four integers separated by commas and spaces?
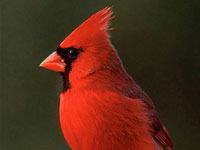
40, 52, 65, 72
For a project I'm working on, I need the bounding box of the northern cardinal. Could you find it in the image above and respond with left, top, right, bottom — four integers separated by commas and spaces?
40, 7, 173, 150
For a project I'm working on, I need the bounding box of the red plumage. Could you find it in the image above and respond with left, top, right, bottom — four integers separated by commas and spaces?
40, 7, 173, 150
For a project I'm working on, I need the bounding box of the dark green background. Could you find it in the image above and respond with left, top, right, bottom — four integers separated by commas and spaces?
1, 0, 200, 149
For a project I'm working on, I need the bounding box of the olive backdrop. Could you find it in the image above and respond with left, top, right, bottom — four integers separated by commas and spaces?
1, 0, 200, 150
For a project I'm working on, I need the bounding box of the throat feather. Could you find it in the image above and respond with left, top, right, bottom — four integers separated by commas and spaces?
60, 65, 71, 92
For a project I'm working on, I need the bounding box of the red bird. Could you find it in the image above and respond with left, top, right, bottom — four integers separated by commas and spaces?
40, 7, 173, 150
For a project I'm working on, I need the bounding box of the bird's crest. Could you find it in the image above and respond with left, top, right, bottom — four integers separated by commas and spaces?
60, 7, 114, 48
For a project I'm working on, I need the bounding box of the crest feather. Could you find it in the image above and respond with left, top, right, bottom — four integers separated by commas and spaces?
87, 7, 114, 31
60, 7, 114, 48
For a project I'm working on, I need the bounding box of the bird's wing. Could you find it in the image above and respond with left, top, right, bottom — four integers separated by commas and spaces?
134, 99, 174, 150
150, 115, 174, 150
125, 85, 174, 150
85, 90, 162, 149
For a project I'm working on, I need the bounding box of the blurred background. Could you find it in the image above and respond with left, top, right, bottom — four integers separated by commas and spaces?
1, 0, 200, 149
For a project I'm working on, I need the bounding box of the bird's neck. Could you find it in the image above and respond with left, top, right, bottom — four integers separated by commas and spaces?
68, 60, 133, 92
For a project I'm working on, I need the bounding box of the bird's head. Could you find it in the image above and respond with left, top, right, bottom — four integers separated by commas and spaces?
40, 7, 120, 90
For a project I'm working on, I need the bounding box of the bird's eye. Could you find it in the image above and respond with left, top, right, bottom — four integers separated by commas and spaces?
56, 47, 80, 60
68, 48, 79, 59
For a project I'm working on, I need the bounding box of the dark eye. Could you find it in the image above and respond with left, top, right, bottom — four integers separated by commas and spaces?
68, 48, 79, 59
56, 47, 80, 60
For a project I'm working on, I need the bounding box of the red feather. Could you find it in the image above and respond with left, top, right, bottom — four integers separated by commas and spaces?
40, 7, 174, 150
